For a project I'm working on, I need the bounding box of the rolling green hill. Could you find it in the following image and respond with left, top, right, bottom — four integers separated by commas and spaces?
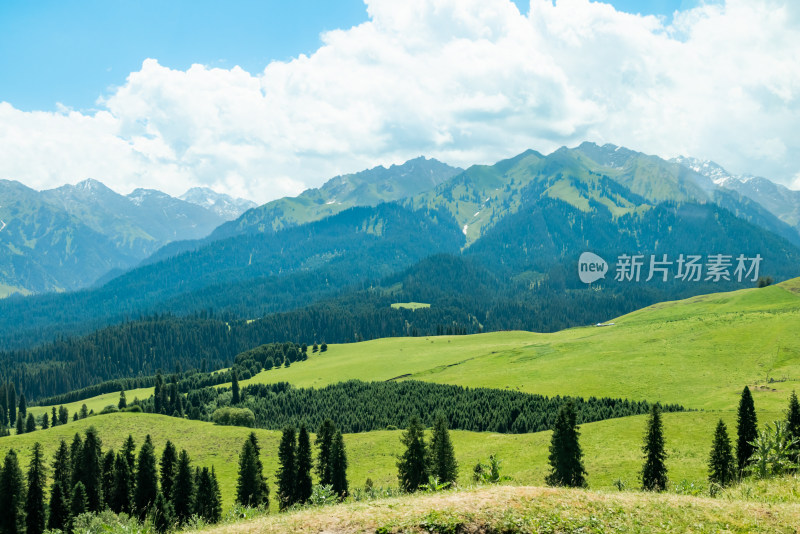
238, 278, 800, 412
0, 410, 781, 512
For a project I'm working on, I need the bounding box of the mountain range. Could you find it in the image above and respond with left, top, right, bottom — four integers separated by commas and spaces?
0, 179, 254, 295
1, 142, 799, 357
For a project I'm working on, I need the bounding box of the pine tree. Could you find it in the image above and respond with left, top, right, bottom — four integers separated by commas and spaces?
545, 401, 586, 487
17, 394, 26, 422
0, 449, 26, 534
195, 467, 221, 523
24, 443, 46, 534
118, 390, 127, 410
172, 450, 195, 525
315, 419, 335, 486
231, 371, 241, 405
276, 427, 297, 509
122, 435, 137, 477
330, 430, 348, 499
736, 386, 758, 472
70, 482, 88, 522
154, 374, 164, 414
8, 384, 16, 427
25, 414, 35, 433
708, 419, 735, 487
236, 433, 267, 507
160, 441, 177, 502
110, 452, 132, 514
397, 416, 428, 492
429, 414, 458, 486
150, 492, 174, 534
641, 404, 668, 491
51, 440, 72, 500
102, 450, 115, 509
58, 406, 68, 425
134, 435, 158, 518
76, 426, 103, 512
0, 384, 7, 427
295, 425, 313, 504
46, 480, 69, 532
70, 434, 83, 487
787, 391, 800, 466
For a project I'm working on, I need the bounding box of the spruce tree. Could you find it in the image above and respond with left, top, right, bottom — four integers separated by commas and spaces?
40, 413, 48, 430
154, 374, 164, 414
150, 492, 174, 534
8, 384, 16, 427
50, 407, 57, 427
17, 394, 26, 421
51, 440, 72, 498
15, 415, 24, 435
24, 443, 46, 534
58, 406, 68, 425
231, 371, 241, 405
0, 384, 7, 427
787, 391, 800, 466
110, 453, 132, 514
397, 416, 428, 492
0, 449, 26, 534
160, 441, 177, 502
122, 435, 137, 476
70, 433, 82, 487
118, 390, 127, 410
46, 480, 69, 532
70, 482, 88, 522
429, 414, 458, 486
102, 450, 115, 509
315, 419, 335, 485
330, 430, 349, 498
76, 426, 103, 512
276, 426, 297, 509
172, 450, 195, 525
545, 401, 586, 487
236, 433, 267, 507
208, 468, 223, 523
25, 414, 35, 433
736, 386, 758, 472
641, 404, 668, 491
195, 467, 221, 523
708, 419, 735, 487
295, 425, 313, 504
134, 435, 158, 518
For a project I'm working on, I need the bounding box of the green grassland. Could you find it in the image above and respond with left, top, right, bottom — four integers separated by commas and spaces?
0, 409, 783, 514
28, 387, 155, 420
240, 279, 800, 412
193, 484, 800, 534
389, 302, 431, 310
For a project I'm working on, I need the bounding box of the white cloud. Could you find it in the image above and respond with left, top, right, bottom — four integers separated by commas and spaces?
0, 0, 799, 202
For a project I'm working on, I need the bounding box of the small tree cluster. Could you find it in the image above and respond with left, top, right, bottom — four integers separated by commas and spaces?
397, 414, 458, 492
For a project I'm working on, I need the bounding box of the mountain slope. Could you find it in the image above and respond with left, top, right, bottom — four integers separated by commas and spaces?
213, 156, 461, 239
180, 187, 257, 219
0, 178, 238, 294
675, 156, 800, 233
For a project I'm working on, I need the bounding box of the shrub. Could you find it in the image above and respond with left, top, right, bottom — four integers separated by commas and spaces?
212, 407, 255, 427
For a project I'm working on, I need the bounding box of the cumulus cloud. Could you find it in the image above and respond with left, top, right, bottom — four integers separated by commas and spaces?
0, 0, 798, 203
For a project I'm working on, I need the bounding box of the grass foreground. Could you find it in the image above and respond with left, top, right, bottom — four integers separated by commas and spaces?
189, 483, 800, 534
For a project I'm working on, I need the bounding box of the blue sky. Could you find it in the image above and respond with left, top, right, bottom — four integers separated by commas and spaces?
0, 0, 697, 111
1, 0, 794, 201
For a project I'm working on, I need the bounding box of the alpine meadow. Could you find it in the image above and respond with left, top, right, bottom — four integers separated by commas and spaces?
2, 1, 800, 533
